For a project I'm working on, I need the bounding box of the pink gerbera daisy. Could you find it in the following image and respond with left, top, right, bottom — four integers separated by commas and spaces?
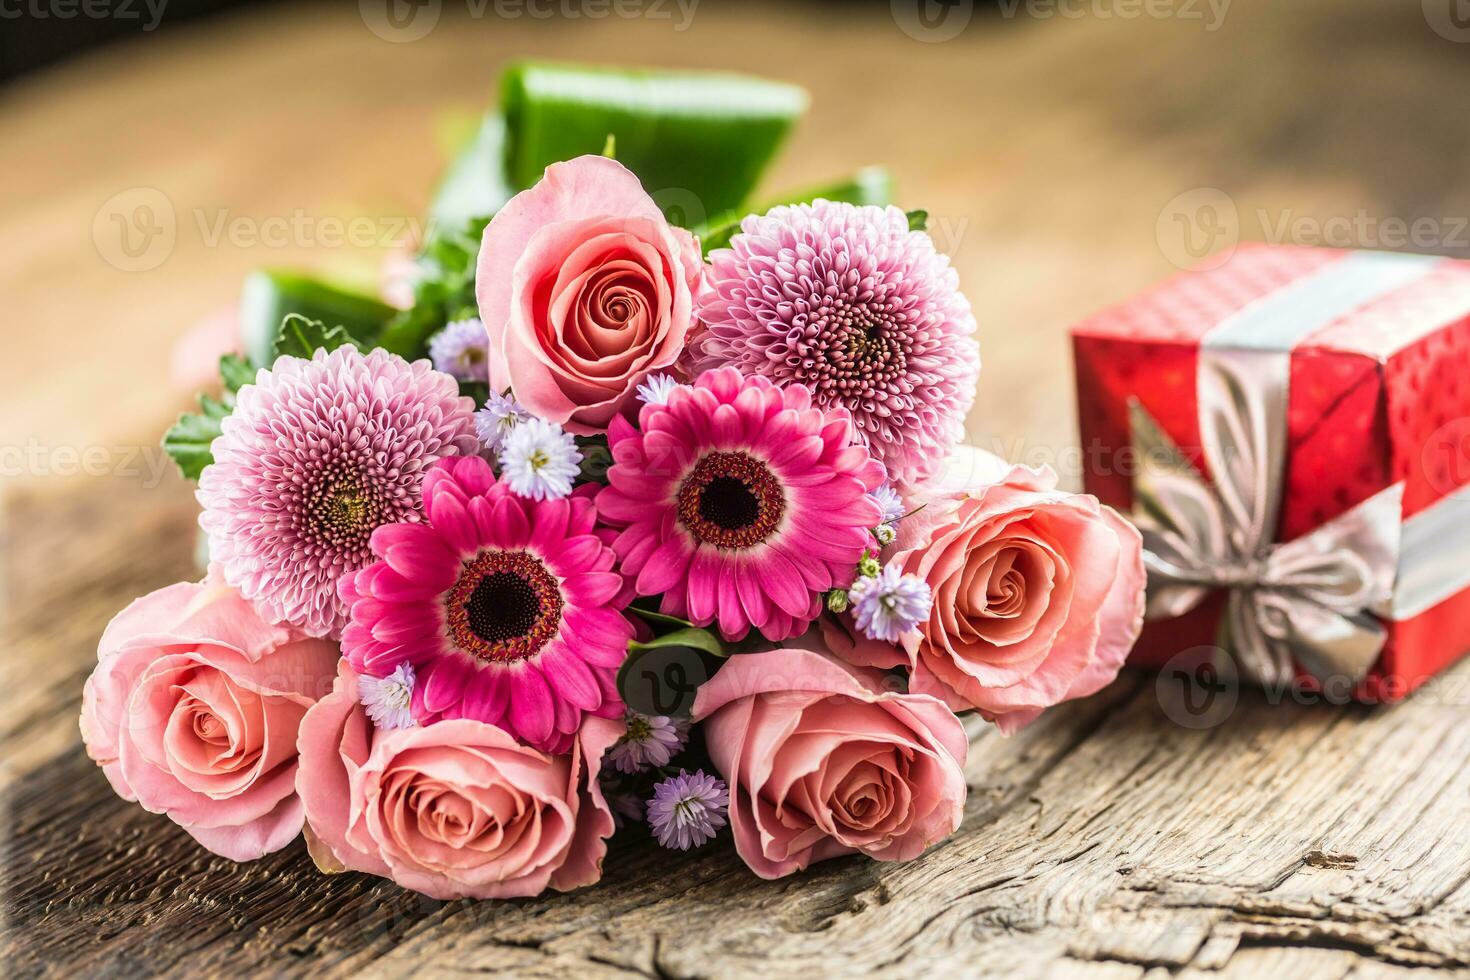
197, 347, 478, 638
597, 367, 884, 642
689, 200, 980, 488
338, 455, 633, 753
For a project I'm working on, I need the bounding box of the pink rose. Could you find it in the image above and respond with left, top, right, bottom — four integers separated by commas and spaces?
692, 645, 968, 879
296, 661, 619, 899
80, 578, 338, 860
476, 154, 703, 435
891, 447, 1146, 733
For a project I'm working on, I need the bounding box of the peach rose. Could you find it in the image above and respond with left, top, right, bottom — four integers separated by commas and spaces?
891, 447, 1146, 733
80, 577, 338, 860
475, 154, 703, 435
692, 645, 968, 879
296, 661, 619, 899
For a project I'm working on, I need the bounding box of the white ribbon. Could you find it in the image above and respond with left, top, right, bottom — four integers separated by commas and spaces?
1130, 252, 1439, 688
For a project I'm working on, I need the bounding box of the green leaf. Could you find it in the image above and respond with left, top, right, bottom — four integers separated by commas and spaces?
271, 314, 366, 361
906, 209, 929, 231
627, 626, 729, 660
626, 605, 695, 629
502, 61, 808, 226
219, 353, 255, 394
162, 394, 230, 481
695, 166, 895, 254
238, 270, 394, 367
600, 132, 616, 159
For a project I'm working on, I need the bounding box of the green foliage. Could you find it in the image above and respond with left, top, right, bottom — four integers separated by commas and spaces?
271, 314, 366, 361
161, 392, 230, 481
218, 353, 255, 395
501, 61, 808, 226
238, 270, 393, 368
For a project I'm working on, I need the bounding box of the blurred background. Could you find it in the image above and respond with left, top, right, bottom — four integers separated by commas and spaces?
3, 0, 1470, 500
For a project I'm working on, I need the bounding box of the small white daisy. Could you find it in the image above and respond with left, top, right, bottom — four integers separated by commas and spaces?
499, 417, 582, 500
357, 663, 417, 730
474, 392, 532, 453
849, 564, 933, 643
636, 372, 682, 406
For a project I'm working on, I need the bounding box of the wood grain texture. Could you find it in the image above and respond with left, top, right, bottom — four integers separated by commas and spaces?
4, 0, 1470, 977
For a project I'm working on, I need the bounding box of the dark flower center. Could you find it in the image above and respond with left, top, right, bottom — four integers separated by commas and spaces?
676, 451, 785, 549
445, 550, 563, 663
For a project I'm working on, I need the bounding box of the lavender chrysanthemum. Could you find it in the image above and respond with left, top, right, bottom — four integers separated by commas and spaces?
648, 770, 728, 850
849, 564, 933, 643
197, 347, 478, 638
357, 663, 416, 730
428, 318, 490, 383
691, 201, 980, 487
608, 712, 689, 774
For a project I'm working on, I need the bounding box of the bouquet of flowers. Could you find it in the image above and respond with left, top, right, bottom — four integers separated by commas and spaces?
79, 63, 1146, 898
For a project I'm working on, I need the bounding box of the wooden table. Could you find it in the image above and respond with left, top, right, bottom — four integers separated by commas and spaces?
5, 1, 1470, 976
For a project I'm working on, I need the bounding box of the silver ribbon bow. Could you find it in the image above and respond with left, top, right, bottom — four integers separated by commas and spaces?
1131, 349, 1404, 690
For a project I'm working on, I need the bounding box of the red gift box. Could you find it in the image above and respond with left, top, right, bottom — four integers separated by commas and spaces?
1072, 244, 1470, 700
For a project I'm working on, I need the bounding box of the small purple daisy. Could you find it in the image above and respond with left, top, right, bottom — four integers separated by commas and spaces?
428, 318, 490, 383
474, 391, 532, 453
849, 564, 933, 643
357, 663, 416, 730
648, 769, 728, 850
608, 712, 688, 774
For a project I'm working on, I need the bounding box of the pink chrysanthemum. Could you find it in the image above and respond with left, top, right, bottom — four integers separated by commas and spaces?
597, 368, 884, 642
338, 456, 633, 753
198, 347, 478, 638
690, 201, 980, 488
